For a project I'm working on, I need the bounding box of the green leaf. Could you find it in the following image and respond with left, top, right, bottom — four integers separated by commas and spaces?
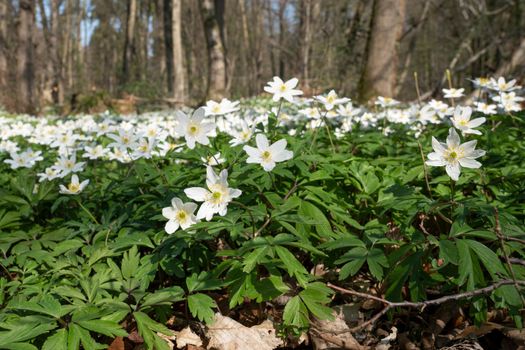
282, 296, 309, 329
76, 320, 128, 338
122, 246, 140, 281
187, 293, 217, 324
465, 239, 506, 278
0, 322, 56, 348
133, 311, 172, 350
8, 296, 67, 319
439, 240, 459, 265
141, 286, 185, 309
274, 246, 309, 287
42, 329, 68, 350
242, 246, 271, 273
339, 258, 366, 280
457, 240, 474, 288
299, 282, 334, 321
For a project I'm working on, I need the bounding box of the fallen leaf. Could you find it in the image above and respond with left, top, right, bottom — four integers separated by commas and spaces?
108, 337, 125, 350
175, 326, 203, 349
310, 309, 367, 350
207, 313, 283, 350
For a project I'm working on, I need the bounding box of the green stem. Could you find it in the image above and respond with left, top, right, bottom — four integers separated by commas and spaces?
77, 200, 100, 225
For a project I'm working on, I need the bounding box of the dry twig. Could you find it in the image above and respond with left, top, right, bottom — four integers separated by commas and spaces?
327, 279, 525, 332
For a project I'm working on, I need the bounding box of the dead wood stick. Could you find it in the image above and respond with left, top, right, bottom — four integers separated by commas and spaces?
327, 279, 525, 332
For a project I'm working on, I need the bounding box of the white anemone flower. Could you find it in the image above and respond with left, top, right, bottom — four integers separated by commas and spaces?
375, 96, 400, 108
53, 154, 85, 177
263, 77, 303, 103
450, 106, 486, 135
442, 88, 464, 99
243, 133, 293, 172
162, 197, 199, 234
204, 98, 240, 116
184, 166, 242, 221
426, 128, 486, 181
177, 108, 216, 149
473, 102, 497, 115
83, 145, 108, 160
37, 167, 60, 182
4, 152, 33, 169
315, 90, 350, 110
59, 174, 89, 195
488, 77, 521, 92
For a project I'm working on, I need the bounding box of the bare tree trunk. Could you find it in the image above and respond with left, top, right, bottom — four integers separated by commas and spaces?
172, 0, 186, 101
201, 0, 227, 100
154, 0, 166, 92
300, 0, 318, 90
238, 0, 251, 93
17, 0, 36, 114
278, 0, 287, 78
0, 1, 8, 92
50, 0, 63, 103
122, 0, 137, 86
163, 0, 174, 94
266, 0, 276, 77
359, 0, 406, 101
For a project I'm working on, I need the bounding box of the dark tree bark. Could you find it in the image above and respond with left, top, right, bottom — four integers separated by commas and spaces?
201, 0, 227, 100
359, 0, 406, 101
0, 0, 9, 93
172, 0, 187, 101
16, 0, 36, 113
122, 0, 137, 86
163, 0, 174, 94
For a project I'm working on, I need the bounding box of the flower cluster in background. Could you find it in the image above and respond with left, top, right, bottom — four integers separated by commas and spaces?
0, 75, 523, 232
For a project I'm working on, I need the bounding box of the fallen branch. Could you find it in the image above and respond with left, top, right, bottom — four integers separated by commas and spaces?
327, 279, 525, 332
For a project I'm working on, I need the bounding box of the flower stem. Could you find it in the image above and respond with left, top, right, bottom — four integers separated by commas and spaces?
417, 141, 433, 200
77, 200, 100, 225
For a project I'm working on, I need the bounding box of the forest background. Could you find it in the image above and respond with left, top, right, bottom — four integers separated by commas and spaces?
1, 0, 525, 114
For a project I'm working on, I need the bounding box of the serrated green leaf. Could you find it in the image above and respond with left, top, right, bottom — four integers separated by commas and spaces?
42, 329, 68, 350
187, 293, 217, 324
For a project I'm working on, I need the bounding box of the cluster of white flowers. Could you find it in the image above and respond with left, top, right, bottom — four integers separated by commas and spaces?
0, 75, 522, 230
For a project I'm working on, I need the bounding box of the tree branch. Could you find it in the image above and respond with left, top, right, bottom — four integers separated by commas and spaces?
327, 279, 525, 331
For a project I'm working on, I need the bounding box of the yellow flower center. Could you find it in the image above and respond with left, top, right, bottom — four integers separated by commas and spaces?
122, 137, 130, 144
212, 105, 221, 113
176, 211, 187, 221
261, 150, 271, 161
68, 183, 80, 192
189, 125, 198, 135
279, 84, 287, 92
327, 96, 335, 104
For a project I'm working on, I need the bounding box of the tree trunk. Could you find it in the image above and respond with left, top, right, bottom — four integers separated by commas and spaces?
122, 0, 137, 86
172, 0, 186, 101
238, 0, 251, 93
0, 0, 8, 92
16, 0, 36, 114
359, 0, 406, 101
163, 0, 174, 94
300, 0, 318, 90
154, 0, 166, 92
278, 0, 287, 78
201, 0, 227, 100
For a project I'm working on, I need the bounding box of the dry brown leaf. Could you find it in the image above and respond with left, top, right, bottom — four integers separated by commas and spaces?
108, 337, 125, 350
207, 313, 283, 350
175, 326, 203, 349
310, 309, 367, 350
454, 322, 504, 340
157, 331, 176, 350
